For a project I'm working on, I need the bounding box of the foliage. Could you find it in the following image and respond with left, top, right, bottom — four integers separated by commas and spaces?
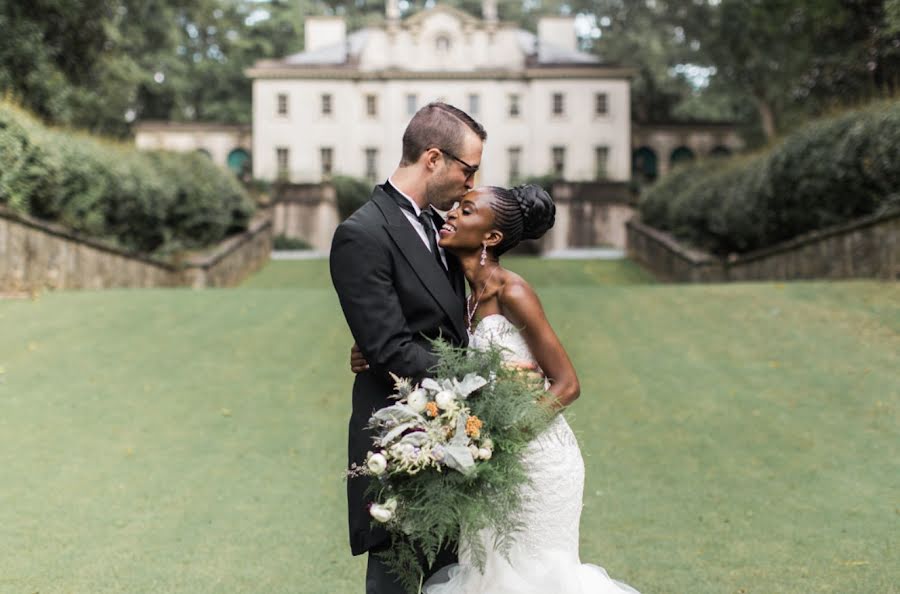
521, 173, 561, 194
639, 100, 900, 255
668, 0, 900, 142
273, 235, 312, 250
363, 340, 554, 593
331, 174, 373, 220
0, 101, 255, 254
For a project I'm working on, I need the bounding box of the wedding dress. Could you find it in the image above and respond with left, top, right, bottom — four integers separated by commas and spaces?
424, 314, 640, 594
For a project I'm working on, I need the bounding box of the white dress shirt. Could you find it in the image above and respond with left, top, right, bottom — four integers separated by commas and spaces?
388, 177, 449, 269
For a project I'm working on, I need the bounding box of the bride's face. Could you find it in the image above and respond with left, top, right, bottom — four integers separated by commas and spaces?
438, 188, 498, 253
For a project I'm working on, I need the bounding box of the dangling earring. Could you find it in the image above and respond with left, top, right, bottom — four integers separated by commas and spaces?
480, 244, 487, 266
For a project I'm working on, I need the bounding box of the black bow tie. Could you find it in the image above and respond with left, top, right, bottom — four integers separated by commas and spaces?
384, 182, 447, 273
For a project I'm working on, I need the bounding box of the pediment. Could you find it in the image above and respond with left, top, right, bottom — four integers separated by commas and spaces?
402, 5, 482, 29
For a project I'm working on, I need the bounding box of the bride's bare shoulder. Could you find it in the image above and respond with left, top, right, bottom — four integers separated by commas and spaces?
497, 269, 543, 324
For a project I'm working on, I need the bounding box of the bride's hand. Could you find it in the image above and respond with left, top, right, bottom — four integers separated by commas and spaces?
350, 343, 370, 373
504, 359, 543, 385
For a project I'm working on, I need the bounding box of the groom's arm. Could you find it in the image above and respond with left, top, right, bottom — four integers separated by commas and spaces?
330, 219, 438, 381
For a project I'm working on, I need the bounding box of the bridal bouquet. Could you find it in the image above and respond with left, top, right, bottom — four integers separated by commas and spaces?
350, 340, 554, 593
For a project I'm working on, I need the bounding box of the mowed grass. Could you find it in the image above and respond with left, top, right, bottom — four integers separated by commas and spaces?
0, 258, 897, 594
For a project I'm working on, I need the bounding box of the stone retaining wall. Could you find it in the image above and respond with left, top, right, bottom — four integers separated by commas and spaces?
626, 209, 900, 282
541, 181, 636, 252
272, 183, 339, 252
0, 206, 272, 291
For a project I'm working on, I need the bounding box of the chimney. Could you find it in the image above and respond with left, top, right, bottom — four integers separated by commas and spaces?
304, 16, 346, 52
482, 0, 497, 23
537, 16, 577, 53
386, 0, 400, 22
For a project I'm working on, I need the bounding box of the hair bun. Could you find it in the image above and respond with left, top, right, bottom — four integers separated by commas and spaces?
512, 184, 555, 240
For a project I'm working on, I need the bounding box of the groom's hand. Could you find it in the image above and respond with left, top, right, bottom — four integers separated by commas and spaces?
350, 343, 370, 373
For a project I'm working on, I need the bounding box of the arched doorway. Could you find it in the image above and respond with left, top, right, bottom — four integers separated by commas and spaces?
632, 146, 658, 182
710, 145, 732, 158
670, 146, 696, 168
227, 148, 251, 178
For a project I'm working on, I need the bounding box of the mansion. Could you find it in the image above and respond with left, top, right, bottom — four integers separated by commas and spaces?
135, 1, 743, 188
246, 1, 632, 186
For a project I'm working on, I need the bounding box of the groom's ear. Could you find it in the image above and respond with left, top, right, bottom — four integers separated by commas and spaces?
423, 148, 443, 171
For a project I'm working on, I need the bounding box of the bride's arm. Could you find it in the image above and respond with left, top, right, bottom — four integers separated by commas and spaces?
500, 279, 580, 410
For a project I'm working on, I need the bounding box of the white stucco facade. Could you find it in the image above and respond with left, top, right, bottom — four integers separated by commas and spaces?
134, 122, 252, 176
246, 4, 633, 187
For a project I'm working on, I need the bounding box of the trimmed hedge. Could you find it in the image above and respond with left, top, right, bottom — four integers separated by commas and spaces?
640, 101, 900, 255
332, 174, 372, 220
0, 102, 255, 254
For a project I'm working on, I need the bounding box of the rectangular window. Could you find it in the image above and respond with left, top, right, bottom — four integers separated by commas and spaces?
320, 147, 333, 178
366, 94, 378, 117
594, 146, 609, 180
552, 146, 566, 178
321, 93, 332, 116
276, 147, 289, 179
277, 93, 288, 116
406, 93, 418, 116
508, 94, 520, 117
552, 92, 565, 116
365, 148, 378, 182
468, 93, 480, 116
595, 93, 608, 116
508, 147, 522, 185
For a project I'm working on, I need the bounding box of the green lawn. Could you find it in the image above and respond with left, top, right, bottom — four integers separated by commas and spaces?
1, 258, 897, 594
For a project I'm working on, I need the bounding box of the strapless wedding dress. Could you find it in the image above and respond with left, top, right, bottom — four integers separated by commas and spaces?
424, 315, 640, 594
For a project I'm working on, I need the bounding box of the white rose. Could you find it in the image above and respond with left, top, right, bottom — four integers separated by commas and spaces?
481, 438, 494, 451
406, 389, 428, 413
370, 502, 394, 523
468, 444, 479, 458
478, 447, 492, 460
366, 452, 387, 475
435, 390, 456, 410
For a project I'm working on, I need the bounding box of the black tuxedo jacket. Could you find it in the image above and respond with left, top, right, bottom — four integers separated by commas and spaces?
329, 183, 468, 555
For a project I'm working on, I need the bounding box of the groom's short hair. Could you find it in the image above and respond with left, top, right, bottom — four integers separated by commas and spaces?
400, 102, 487, 166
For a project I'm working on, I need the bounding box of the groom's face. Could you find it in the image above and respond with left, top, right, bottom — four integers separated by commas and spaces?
426, 131, 483, 211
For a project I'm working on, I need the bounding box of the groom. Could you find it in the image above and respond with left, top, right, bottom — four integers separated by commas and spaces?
329, 102, 486, 594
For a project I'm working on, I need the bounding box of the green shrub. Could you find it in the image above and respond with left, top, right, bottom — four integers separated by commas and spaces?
0, 101, 255, 254
522, 173, 561, 193
273, 235, 312, 250
331, 174, 372, 220
638, 101, 900, 255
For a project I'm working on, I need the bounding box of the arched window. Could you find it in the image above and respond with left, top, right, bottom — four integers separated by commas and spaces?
227, 148, 251, 177
710, 145, 732, 158
632, 147, 658, 182
195, 148, 212, 159
670, 146, 696, 168
436, 35, 452, 53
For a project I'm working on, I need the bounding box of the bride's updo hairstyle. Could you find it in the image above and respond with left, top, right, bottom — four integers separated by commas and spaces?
485, 184, 555, 257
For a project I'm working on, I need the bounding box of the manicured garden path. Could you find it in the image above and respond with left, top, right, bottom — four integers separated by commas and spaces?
1, 258, 896, 593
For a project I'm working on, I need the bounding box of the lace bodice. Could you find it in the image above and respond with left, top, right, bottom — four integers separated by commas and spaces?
469, 314, 538, 368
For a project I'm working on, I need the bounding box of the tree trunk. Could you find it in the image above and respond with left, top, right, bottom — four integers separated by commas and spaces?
753, 95, 778, 143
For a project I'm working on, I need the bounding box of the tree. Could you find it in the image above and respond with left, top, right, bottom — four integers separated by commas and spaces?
671, 0, 900, 142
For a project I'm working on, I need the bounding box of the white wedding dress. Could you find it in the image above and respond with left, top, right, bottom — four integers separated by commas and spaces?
424, 314, 640, 594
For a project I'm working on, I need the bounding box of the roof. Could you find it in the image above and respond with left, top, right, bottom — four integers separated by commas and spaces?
248, 5, 606, 75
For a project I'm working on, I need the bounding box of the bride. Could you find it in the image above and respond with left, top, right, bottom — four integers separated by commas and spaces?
425, 184, 640, 594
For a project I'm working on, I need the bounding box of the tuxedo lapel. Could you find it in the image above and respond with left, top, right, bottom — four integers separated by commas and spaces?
372, 189, 467, 342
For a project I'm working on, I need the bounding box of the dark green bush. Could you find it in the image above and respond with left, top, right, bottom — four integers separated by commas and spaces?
522, 173, 561, 193
331, 174, 372, 220
0, 101, 255, 254
639, 101, 900, 255
273, 235, 312, 250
